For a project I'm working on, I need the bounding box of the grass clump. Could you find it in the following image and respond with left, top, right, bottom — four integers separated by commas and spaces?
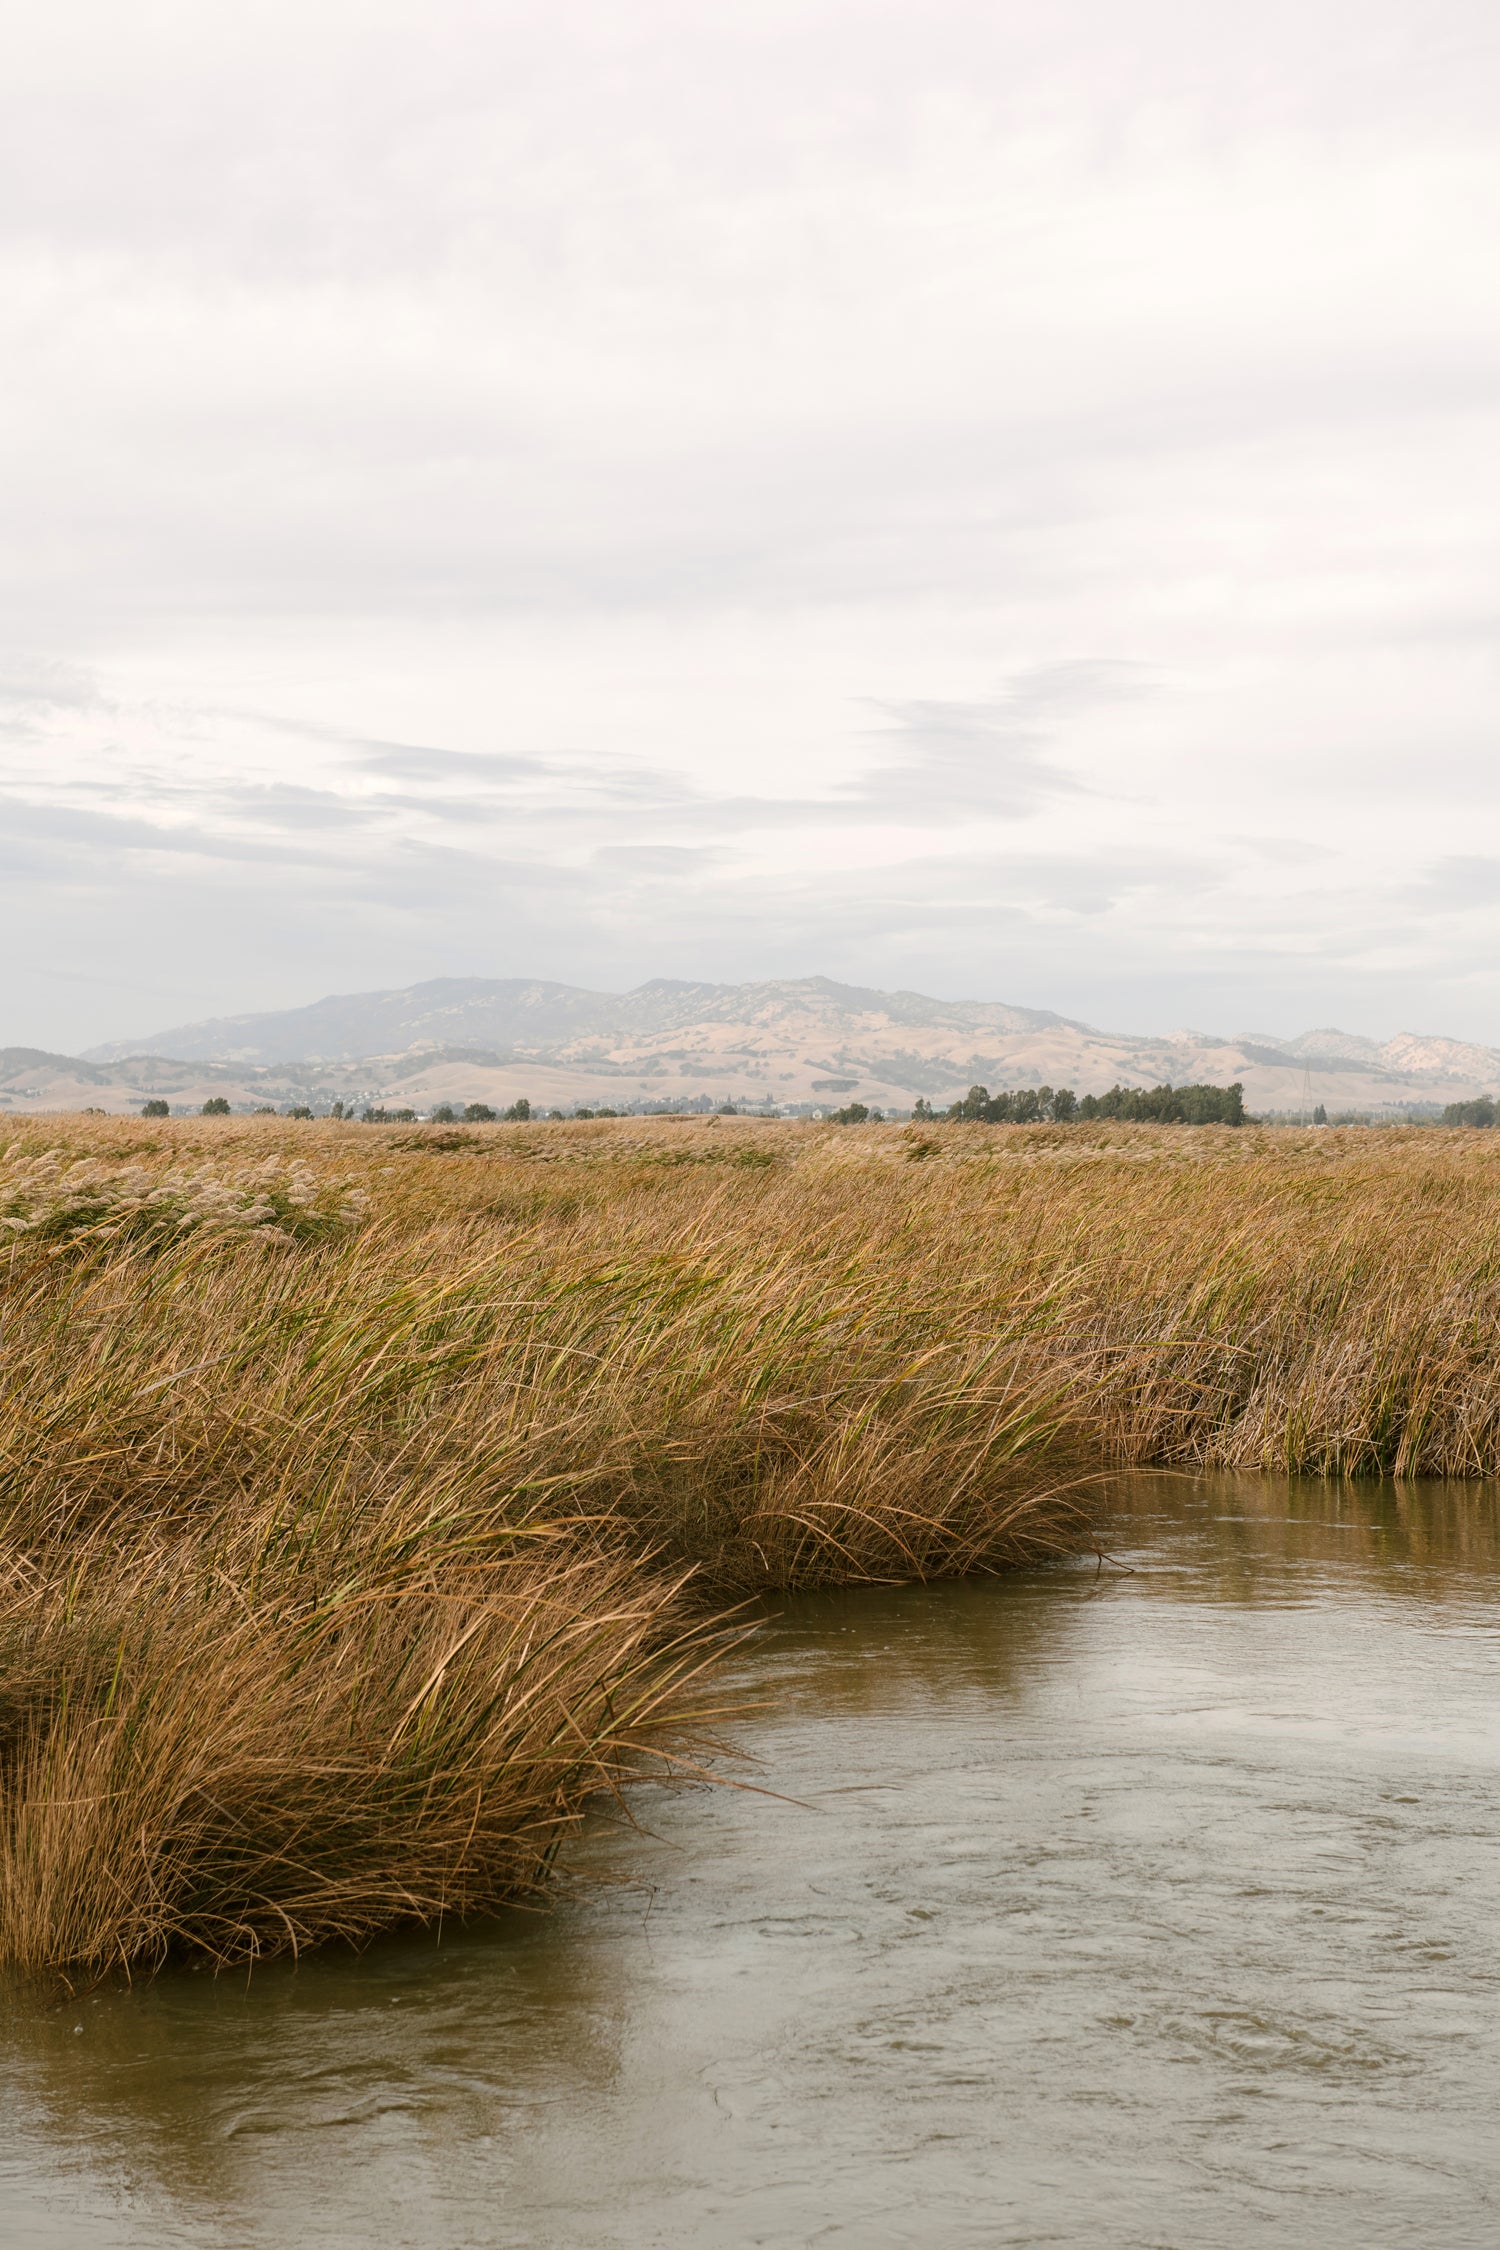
13, 1108, 1500, 1975
0, 1123, 1085, 1975
0, 1143, 367, 1250
0, 1535, 718, 1977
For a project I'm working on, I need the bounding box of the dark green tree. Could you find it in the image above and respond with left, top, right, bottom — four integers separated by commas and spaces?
1076, 1081, 1244, 1125
141, 1099, 169, 1118
945, 1083, 1080, 1124
948, 1084, 994, 1121
201, 1096, 230, 1116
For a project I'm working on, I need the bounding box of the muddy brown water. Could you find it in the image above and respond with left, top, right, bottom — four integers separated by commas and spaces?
3, 1475, 1499, 2248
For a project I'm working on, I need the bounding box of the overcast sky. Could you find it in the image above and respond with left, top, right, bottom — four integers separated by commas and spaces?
5, 0, 1499, 1051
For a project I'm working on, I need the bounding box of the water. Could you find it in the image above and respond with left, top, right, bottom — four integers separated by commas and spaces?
4, 1475, 1499, 2248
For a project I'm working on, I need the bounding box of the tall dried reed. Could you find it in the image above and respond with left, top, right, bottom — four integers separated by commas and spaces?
0, 1117, 1084, 1972
0, 1536, 719, 1975
6, 1110, 1499, 1972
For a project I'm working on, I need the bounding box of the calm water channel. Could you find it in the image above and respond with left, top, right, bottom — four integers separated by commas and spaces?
3, 1474, 1498, 2248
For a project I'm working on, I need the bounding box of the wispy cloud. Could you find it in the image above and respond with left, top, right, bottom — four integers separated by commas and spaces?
353, 743, 553, 788
3, 1, 1500, 1048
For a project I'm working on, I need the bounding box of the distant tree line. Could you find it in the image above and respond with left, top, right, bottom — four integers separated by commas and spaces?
139, 1097, 538, 1122
911, 1081, 1246, 1127
1442, 1097, 1499, 1127
380, 1100, 533, 1124
136, 1082, 1250, 1129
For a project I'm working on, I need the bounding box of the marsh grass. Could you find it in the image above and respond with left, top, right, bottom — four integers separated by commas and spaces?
0, 1142, 366, 1248
6, 1111, 1500, 1971
0, 1536, 724, 1978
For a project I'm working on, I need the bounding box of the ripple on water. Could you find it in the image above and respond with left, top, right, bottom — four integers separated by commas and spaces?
2, 1473, 1499, 2249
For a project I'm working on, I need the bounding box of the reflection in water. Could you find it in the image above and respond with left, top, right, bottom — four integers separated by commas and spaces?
4, 1475, 1499, 2248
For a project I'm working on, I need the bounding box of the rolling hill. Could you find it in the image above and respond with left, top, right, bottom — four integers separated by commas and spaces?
0, 975, 1482, 1117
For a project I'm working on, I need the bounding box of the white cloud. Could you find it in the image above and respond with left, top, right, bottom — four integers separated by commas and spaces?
3, 0, 1499, 1048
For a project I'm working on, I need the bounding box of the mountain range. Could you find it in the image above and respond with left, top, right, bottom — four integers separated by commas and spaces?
0, 976, 1493, 1116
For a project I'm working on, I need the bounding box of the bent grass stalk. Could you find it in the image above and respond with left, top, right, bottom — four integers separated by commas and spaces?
7, 1111, 1500, 1972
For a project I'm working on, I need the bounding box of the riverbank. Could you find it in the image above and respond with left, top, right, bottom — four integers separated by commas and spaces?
7, 1471, 1498, 2248
6, 1113, 1500, 1972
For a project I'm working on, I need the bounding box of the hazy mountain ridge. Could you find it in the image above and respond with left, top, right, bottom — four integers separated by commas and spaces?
84, 977, 1077, 1067
0, 1047, 113, 1085
1235, 1026, 1500, 1077
0, 977, 1473, 1116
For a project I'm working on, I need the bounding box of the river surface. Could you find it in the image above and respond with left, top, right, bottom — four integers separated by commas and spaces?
3, 1475, 1499, 2248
